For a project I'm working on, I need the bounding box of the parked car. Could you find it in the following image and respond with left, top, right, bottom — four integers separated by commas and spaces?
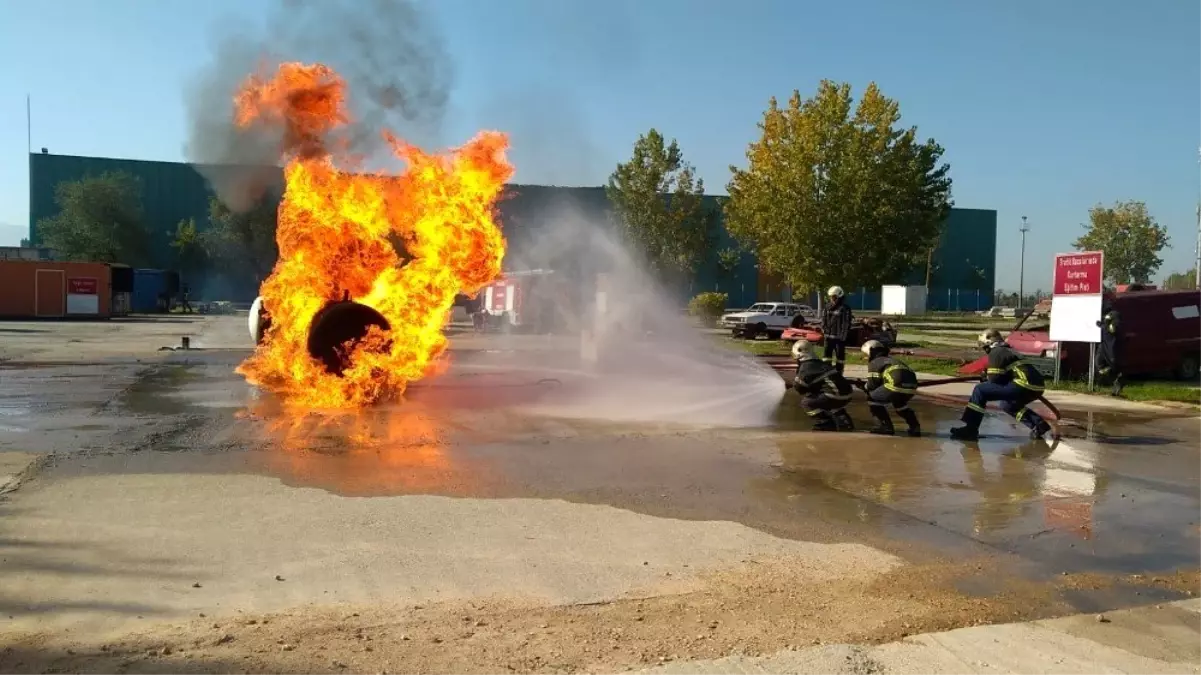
720, 302, 816, 339
1004, 289, 1200, 380
782, 318, 898, 348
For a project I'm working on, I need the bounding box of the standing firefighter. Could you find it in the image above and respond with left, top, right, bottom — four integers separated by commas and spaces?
951, 329, 1052, 441
860, 339, 922, 437
821, 286, 853, 374
791, 339, 855, 431
1095, 304, 1123, 396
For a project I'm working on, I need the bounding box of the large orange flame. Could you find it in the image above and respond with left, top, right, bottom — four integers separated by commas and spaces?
233, 63, 513, 408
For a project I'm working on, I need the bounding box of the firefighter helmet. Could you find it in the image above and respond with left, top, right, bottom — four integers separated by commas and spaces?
827, 286, 845, 298
791, 339, 818, 362
978, 329, 1004, 352
861, 339, 887, 360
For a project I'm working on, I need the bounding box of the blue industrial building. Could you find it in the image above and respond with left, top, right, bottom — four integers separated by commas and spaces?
28, 152, 996, 310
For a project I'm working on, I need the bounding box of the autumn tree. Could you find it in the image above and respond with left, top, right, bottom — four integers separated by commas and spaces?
606, 129, 716, 286
201, 195, 280, 291
1074, 201, 1171, 285
36, 171, 152, 265
724, 81, 953, 295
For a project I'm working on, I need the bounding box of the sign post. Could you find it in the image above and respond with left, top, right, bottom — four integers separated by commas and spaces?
1049, 251, 1105, 391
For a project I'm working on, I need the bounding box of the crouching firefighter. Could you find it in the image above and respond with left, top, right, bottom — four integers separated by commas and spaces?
950, 329, 1052, 442
860, 339, 921, 437
791, 339, 854, 431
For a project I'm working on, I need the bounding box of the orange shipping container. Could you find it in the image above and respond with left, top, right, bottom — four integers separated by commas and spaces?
0, 261, 112, 319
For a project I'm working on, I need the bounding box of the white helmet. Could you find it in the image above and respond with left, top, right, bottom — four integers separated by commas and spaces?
977, 328, 1004, 352
861, 339, 886, 358
827, 286, 845, 298
791, 338, 818, 362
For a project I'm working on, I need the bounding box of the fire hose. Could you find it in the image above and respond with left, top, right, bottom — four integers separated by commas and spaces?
843, 375, 1066, 437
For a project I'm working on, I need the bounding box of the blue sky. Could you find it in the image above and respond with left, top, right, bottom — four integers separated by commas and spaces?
1, 0, 1197, 291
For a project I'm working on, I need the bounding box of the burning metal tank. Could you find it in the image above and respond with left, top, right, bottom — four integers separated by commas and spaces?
248, 294, 392, 376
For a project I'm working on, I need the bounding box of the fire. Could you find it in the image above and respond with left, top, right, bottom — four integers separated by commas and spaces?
233, 62, 513, 408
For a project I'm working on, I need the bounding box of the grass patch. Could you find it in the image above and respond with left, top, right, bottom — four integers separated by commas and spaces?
719, 338, 792, 356
716, 337, 968, 375
1047, 379, 1201, 405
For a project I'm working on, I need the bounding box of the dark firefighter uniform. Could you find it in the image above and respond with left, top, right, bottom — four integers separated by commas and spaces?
794, 356, 855, 432
864, 353, 922, 437
821, 298, 853, 374
951, 339, 1051, 441
1095, 308, 1123, 396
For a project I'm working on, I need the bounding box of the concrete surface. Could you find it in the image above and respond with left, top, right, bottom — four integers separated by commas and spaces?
643, 599, 1201, 674
0, 470, 899, 639
0, 315, 1197, 674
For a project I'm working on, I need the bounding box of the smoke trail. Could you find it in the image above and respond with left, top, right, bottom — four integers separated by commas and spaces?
182, 0, 453, 211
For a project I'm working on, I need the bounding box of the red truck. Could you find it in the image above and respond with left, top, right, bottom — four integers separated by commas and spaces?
1002, 288, 1201, 380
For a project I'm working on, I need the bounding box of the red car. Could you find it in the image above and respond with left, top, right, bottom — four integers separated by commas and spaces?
781, 319, 897, 348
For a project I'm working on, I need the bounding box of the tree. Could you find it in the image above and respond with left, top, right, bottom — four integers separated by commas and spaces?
1074, 201, 1170, 285
716, 247, 742, 281
1163, 269, 1198, 290
201, 195, 279, 290
19, 238, 30, 247
724, 81, 953, 295
606, 129, 715, 285
35, 171, 151, 265
171, 218, 208, 280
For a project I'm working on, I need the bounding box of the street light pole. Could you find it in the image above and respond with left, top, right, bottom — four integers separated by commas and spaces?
1195, 147, 1200, 289
1019, 216, 1030, 308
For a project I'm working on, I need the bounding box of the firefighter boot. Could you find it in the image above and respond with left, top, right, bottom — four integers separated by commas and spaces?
832, 407, 855, 432
1110, 373, 1124, 397
810, 412, 837, 432
897, 408, 922, 437
1016, 408, 1050, 440
867, 405, 894, 435
950, 406, 984, 441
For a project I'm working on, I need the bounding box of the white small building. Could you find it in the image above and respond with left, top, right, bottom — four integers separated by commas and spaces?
881, 285, 927, 316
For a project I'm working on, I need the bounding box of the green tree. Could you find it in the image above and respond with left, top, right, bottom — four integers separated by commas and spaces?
35, 171, 151, 265
201, 196, 279, 289
1163, 269, 1198, 290
1074, 201, 1171, 285
171, 218, 208, 280
19, 238, 30, 247
606, 129, 715, 285
724, 81, 953, 295
716, 247, 742, 280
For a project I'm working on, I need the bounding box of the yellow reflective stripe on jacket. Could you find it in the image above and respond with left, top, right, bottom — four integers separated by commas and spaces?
986, 368, 1005, 375
882, 365, 917, 394
1007, 360, 1044, 391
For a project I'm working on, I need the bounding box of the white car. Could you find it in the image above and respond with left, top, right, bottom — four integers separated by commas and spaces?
720, 302, 816, 339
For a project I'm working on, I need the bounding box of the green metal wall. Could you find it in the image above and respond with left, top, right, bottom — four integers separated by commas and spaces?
28, 153, 991, 309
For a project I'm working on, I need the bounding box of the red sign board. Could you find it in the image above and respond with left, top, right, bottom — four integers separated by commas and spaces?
68, 277, 99, 295
1053, 251, 1104, 295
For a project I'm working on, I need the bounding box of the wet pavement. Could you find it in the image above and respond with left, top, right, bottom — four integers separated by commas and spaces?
5, 345, 1197, 587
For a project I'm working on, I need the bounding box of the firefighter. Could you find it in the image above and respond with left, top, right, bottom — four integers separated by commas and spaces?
791, 338, 854, 431
950, 329, 1052, 441
1094, 304, 1123, 396
860, 339, 922, 437
821, 286, 853, 374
